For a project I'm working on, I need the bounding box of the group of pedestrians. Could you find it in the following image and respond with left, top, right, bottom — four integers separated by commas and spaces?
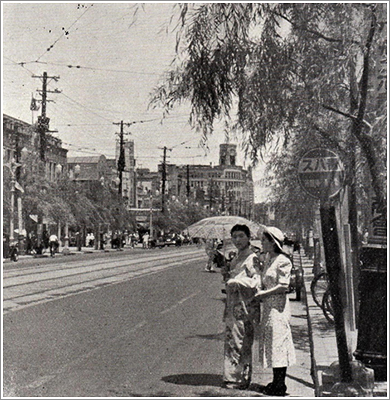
219, 223, 295, 396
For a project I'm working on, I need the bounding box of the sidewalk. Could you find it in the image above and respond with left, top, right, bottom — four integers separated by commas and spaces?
298, 252, 387, 397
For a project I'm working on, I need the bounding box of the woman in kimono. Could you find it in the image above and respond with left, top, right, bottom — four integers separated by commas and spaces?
222, 224, 261, 389
256, 226, 296, 396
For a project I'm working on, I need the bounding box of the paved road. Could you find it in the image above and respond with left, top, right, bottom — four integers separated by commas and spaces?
3, 247, 204, 315
3, 246, 314, 397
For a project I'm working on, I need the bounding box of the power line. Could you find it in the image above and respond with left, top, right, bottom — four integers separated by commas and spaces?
59, 92, 113, 123
35, 4, 94, 62
17, 60, 164, 76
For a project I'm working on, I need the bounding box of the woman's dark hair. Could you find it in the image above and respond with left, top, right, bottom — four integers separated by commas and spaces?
230, 224, 251, 238
263, 231, 284, 254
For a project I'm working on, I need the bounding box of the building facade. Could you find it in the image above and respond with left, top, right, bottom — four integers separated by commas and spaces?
135, 168, 160, 209
3, 114, 68, 180
158, 143, 255, 218
67, 155, 111, 185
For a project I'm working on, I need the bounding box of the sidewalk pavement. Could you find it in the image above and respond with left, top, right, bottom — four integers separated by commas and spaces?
248, 251, 321, 397
297, 252, 387, 398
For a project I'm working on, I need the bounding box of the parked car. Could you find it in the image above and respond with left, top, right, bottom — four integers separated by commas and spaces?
155, 235, 176, 248
164, 234, 177, 247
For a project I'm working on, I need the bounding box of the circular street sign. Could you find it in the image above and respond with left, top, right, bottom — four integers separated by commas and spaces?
298, 148, 345, 200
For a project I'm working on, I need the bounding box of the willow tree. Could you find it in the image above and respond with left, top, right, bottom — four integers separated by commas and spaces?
152, 3, 386, 211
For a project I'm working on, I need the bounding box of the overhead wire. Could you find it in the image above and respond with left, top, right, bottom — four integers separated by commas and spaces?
19, 60, 165, 76
4, 12, 207, 167
34, 4, 94, 62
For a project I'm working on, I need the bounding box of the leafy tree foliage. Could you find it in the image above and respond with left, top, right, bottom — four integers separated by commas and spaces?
3, 151, 136, 239
152, 196, 211, 234
152, 3, 386, 210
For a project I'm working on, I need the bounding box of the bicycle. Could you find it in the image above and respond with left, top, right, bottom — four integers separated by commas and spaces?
321, 287, 334, 324
310, 270, 329, 308
310, 268, 334, 324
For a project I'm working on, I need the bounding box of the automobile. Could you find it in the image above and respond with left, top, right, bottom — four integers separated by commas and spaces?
164, 235, 177, 247
155, 235, 176, 248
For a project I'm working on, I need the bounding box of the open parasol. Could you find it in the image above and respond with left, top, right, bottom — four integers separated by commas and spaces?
186, 216, 265, 241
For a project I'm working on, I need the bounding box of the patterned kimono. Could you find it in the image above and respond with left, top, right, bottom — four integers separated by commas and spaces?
223, 252, 261, 388
258, 253, 296, 368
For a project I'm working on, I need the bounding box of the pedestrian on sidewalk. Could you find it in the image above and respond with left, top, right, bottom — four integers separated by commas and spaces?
222, 224, 262, 390
255, 226, 296, 397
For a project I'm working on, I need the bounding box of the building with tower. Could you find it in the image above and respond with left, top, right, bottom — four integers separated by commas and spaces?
157, 143, 254, 218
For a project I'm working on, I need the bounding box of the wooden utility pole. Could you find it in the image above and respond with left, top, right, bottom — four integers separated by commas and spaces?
32, 72, 60, 161
113, 121, 133, 197
186, 165, 190, 198
116, 121, 125, 196
209, 178, 213, 210
320, 205, 352, 382
159, 146, 171, 213
32, 72, 60, 252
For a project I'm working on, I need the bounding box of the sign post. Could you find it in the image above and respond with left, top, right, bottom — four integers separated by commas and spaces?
298, 148, 352, 382
298, 148, 344, 201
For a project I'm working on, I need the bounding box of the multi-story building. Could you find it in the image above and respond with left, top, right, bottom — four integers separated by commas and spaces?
158, 143, 255, 218
3, 114, 68, 247
67, 155, 111, 187
135, 168, 160, 209
3, 114, 67, 180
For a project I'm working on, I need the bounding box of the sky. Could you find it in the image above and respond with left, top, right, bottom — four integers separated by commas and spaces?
2, 2, 269, 202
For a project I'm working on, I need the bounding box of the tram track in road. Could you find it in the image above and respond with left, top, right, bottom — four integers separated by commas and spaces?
3, 247, 203, 278
3, 249, 206, 315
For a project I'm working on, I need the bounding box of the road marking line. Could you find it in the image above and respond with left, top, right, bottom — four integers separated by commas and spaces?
160, 291, 201, 315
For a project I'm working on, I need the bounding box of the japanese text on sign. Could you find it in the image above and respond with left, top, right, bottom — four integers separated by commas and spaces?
298, 157, 342, 173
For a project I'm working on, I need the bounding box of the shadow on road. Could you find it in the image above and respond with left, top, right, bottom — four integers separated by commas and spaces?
290, 324, 311, 352
186, 331, 225, 341
286, 372, 315, 389
109, 389, 175, 397
162, 373, 222, 387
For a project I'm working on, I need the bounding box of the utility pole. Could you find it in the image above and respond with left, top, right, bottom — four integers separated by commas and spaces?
209, 178, 213, 211
32, 72, 60, 161
13, 124, 25, 252
115, 121, 125, 196
113, 121, 133, 197
32, 71, 60, 253
159, 146, 171, 213
149, 194, 153, 239
186, 165, 190, 198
